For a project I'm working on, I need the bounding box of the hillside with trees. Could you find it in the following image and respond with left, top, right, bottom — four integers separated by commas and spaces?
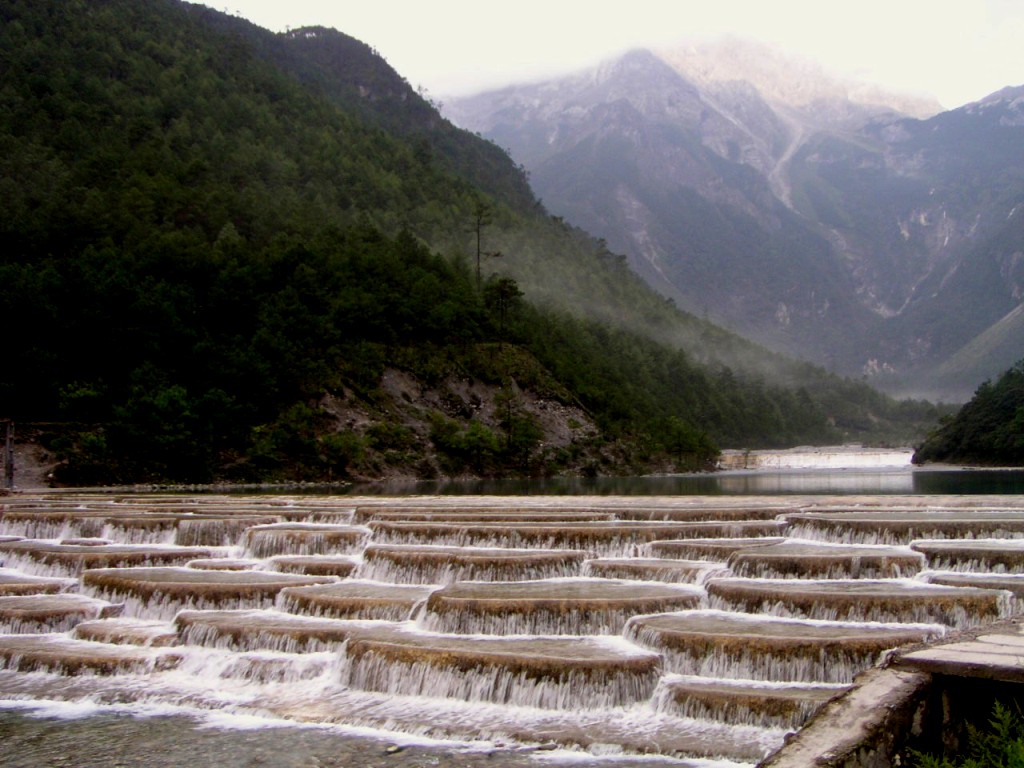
0, 0, 942, 485
913, 361, 1024, 467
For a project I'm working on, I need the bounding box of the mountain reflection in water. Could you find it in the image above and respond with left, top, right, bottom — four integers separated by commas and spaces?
346, 468, 1024, 497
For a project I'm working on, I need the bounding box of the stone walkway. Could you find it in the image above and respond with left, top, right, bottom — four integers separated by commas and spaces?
895, 618, 1024, 683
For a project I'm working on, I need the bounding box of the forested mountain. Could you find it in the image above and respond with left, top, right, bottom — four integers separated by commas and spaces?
448, 45, 1024, 401
0, 0, 940, 484
913, 360, 1024, 466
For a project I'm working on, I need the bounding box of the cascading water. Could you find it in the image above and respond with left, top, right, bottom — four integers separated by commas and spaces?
357, 544, 588, 584
241, 523, 371, 558
341, 629, 663, 709
419, 578, 704, 635
2, 493, 1024, 766
651, 674, 851, 729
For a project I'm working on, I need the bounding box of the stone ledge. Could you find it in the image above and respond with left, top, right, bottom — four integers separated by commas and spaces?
758, 666, 931, 768
760, 619, 1024, 767
894, 618, 1024, 683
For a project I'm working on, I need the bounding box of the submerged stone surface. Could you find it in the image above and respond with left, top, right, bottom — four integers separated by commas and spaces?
421, 577, 703, 635
0, 633, 181, 674
911, 539, 1024, 572
360, 544, 586, 583
0, 594, 123, 633
368, 519, 788, 555
268, 555, 359, 577
0, 540, 218, 576
626, 609, 943, 682
278, 581, 434, 621
784, 510, 1024, 544
174, 608, 382, 652
242, 523, 371, 557
0, 568, 74, 596
655, 674, 849, 729
647, 537, 786, 560
81, 567, 336, 619
706, 577, 1010, 628
727, 541, 924, 579
583, 557, 728, 583
343, 626, 663, 709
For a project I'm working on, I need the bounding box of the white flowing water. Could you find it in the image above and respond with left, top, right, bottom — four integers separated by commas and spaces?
718, 446, 913, 471
2, 488, 1024, 766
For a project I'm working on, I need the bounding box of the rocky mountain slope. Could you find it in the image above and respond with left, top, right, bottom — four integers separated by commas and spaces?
447, 42, 1024, 400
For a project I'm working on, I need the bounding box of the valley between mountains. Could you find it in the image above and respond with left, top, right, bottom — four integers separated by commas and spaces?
447, 39, 1024, 401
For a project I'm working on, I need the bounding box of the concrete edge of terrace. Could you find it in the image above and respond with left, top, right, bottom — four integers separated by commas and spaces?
760, 617, 1024, 768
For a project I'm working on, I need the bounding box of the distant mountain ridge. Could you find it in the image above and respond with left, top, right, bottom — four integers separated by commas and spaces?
658, 37, 942, 120
447, 41, 1024, 400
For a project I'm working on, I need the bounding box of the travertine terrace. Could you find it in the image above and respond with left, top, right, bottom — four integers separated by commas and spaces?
2, 492, 1024, 765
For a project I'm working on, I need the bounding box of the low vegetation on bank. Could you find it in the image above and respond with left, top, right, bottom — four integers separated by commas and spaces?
912, 701, 1024, 768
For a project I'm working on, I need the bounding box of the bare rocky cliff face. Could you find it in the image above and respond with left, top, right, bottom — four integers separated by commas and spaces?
447, 42, 1024, 401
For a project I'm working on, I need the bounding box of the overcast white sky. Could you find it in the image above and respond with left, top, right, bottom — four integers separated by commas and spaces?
204, 0, 1024, 109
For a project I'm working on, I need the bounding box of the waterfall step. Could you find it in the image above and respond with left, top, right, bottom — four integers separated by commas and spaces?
706, 577, 1011, 628
368, 520, 788, 554
353, 504, 790, 523
278, 580, 435, 621
279, 686, 779, 762
625, 609, 944, 682
173, 515, 294, 546
184, 558, 262, 571
0, 594, 123, 633
172, 608, 665, 708
73, 617, 179, 646
647, 537, 786, 560
784, 510, 1024, 545
925, 572, 1024, 597
421, 577, 703, 635
615, 505, 794, 522
174, 608, 385, 652
359, 544, 586, 583
0, 567, 76, 595
353, 507, 619, 523
342, 624, 662, 709
268, 555, 359, 577
0, 540, 219, 576
655, 674, 849, 729
911, 539, 1024, 572
0, 509, 180, 540
727, 542, 924, 579
241, 523, 371, 557
81, 567, 337, 619
0, 633, 181, 674
272, 508, 356, 524
0, 509, 284, 545
583, 557, 728, 583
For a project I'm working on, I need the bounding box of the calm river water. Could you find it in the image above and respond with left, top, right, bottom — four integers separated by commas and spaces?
338, 466, 1024, 497
0, 705, 690, 768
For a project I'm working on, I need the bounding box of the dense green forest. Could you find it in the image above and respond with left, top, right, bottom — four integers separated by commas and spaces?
913, 360, 1024, 467
0, 0, 943, 484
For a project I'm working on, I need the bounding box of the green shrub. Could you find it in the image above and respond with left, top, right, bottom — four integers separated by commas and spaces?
913, 701, 1024, 768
